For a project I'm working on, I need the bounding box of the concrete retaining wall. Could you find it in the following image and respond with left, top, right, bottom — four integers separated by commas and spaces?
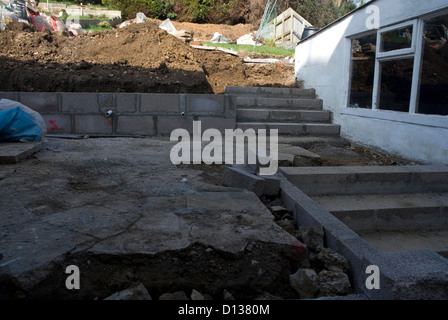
0, 92, 236, 137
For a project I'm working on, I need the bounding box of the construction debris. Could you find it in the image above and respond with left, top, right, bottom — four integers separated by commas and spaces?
190, 44, 238, 56
210, 32, 232, 44
1, 0, 85, 35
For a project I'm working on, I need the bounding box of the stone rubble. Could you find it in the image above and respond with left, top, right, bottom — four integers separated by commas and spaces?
103, 282, 152, 300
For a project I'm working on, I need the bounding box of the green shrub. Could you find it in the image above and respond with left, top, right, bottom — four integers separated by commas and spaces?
97, 20, 111, 28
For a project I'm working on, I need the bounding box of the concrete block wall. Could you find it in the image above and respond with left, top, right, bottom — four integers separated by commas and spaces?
0, 92, 236, 137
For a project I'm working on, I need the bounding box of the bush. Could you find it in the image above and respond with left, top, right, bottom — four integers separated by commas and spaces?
101, 0, 176, 20
97, 20, 111, 28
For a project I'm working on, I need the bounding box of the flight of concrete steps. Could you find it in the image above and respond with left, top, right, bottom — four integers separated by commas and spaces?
280, 165, 448, 257
225, 86, 341, 136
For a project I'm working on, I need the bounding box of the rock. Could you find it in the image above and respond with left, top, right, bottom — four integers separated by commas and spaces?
276, 219, 296, 235
159, 291, 189, 300
289, 269, 320, 299
297, 225, 324, 250
318, 270, 351, 297
191, 289, 205, 300
281, 213, 295, 221
309, 247, 350, 273
270, 205, 289, 220
223, 289, 235, 300
255, 292, 284, 300
104, 282, 152, 300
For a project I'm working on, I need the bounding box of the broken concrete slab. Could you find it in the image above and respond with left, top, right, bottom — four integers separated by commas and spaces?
222, 165, 265, 197
278, 144, 322, 166
0, 142, 42, 164
0, 138, 302, 298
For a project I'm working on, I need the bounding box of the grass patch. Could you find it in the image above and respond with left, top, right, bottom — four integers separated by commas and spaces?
202, 42, 295, 56
84, 24, 113, 32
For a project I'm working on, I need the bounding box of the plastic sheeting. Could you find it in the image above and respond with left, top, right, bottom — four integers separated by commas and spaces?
0, 99, 47, 142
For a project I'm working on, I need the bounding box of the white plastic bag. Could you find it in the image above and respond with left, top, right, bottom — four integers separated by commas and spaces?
1, 6, 19, 23
118, 20, 131, 28
135, 12, 149, 24
158, 18, 176, 34
67, 23, 86, 36
237, 33, 261, 46
210, 32, 232, 44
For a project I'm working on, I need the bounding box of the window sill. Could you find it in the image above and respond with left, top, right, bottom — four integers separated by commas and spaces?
341, 107, 448, 129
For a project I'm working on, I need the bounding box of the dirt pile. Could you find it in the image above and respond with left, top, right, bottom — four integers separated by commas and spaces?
0, 21, 296, 94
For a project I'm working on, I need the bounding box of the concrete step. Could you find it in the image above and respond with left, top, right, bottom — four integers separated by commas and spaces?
312, 193, 448, 232
235, 96, 323, 110
357, 230, 448, 258
236, 109, 331, 123
279, 165, 448, 195
236, 122, 341, 136
225, 86, 316, 99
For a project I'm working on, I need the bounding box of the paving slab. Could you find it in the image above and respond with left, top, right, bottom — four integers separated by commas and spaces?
0, 142, 42, 164
0, 137, 300, 295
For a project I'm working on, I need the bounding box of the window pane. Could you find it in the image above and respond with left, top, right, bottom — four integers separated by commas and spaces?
349, 33, 377, 109
380, 26, 413, 52
379, 59, 414, 112
418, 14, 448, 116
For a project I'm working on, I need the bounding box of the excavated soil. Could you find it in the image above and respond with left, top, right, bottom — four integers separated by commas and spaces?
0, 21, 296, 94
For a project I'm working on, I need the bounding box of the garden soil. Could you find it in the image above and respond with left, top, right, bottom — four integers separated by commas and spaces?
0, 21, 296, 94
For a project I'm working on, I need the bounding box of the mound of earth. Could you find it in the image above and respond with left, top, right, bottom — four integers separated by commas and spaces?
0, 21, 296, 94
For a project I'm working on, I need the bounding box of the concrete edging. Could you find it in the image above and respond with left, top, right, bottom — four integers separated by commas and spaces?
280, 180, 448, 299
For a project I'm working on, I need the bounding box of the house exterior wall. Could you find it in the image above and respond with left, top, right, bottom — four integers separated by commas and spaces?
295, 0, 448, 164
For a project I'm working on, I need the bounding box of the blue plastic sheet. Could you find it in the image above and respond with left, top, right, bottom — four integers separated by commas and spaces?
0, 106, 43, 142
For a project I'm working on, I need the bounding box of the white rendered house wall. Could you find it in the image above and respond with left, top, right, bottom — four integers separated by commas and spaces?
295, 0, 448, 164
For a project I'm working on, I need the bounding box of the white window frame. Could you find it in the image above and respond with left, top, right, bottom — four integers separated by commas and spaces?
347, 11, 448, 118
373, 19, 422, 112
376, 20, 419, 59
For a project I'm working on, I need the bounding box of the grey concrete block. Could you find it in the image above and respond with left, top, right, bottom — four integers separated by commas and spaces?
225, 86, 259, 95
0, 92, 19, 101
237, 109, 270, 122
222, 165, 265, 197
74, 115, 113, 134
17, 93, 58, 113
226, 86, 316, 99
363, 250, 448, 300
306, 124, 340, 136
42, 114, 72, 134
117, 116, 155, 135
224, 95, 236, 117
141, 94, 180, 113
259, 87, 291, 96
157, 116, 194, 136
237, 123, 307, 135
248, 97, 322, 110
186, 95, 224, 114
280, 165, 448, 195
61, 93, 99, 113
235, 96, 255, 107
97, 93, 115, 114
116, 93, 137, 113
198, 117, 236, 132
263, 175, 282, 196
